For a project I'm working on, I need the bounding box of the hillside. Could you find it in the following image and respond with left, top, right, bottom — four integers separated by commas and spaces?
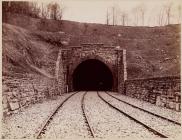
2, 23, 69, 78
2, 13, 181, 79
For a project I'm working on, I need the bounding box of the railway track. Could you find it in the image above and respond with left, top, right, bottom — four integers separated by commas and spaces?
105, 91, 181, 126
97, 91, 168, 138
81, 92, 95, 138
35, 92, 78, 139
35, 91, 95, 139
35, 91, 179, 138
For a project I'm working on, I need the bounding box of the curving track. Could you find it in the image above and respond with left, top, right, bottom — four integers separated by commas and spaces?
84, 91, 160, 138
35, 92, 77, 138
98, 91, 181, 138
35, 91, 95, 139
35, 91, 180, 139
106, 91, 181, 125
81, 92, 95, 138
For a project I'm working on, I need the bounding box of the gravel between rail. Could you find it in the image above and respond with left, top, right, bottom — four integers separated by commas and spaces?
84, 91, 159, 138
42, 91, 91, 139
108, 91, 181, 123
99, 91, 181, 138
2, 92, 74, 139
2, 91, 180, 139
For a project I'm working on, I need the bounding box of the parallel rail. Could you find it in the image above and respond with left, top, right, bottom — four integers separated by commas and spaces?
81, 92, 95, 138
97, 91, 168, 138
106, 91, 181, 126
35, 92, 78, 139
35, 91, 95, 138
35, 91, 176, 138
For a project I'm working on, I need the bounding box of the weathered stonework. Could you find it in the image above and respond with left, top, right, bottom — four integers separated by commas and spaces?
60, 43, 127, 92
124, 76, 181, 111
56, 49, 65, 93
2, 74, 59, 116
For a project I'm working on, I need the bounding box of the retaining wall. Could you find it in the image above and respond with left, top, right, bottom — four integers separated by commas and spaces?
2, 74, 59, 116
124, 76, 181, 111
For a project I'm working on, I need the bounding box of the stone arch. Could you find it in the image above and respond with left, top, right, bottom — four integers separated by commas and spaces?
72, 59, 113, 91
61, 46, 126, 93
68, 55, 116, 91
70, 55, 113, 77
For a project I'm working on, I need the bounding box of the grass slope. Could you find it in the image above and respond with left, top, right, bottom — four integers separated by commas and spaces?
2, 13, 181, 79
2, 23, 69, 78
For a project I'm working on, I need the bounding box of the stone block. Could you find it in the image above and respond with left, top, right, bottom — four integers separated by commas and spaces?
161, 97, 167, 103
20, 100, 27, 107
3, 108, 9, 114
21, 92, 28, 97
168, 101, 175, 109
9, 102, 19, 110
175, 95, 181, 102
160, 102, 165, 107
2, 85, 9, 92
12, 110, 19, 114
23, 88, 30, 92
29, 91, 35, 96
12, 90, 20, 98
2, 96, 10, 109
156, 96, 161, 106
175, 103, 181, 111
31, 97, 37, 104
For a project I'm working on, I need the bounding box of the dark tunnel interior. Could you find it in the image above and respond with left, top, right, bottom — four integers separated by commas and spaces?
73, 59, 113, 91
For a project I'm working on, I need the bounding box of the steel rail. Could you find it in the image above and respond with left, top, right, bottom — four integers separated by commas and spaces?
97, 91, 168, 138
81, 91, 95, 138
106, 91, 181, 126
35, 91, 79, 139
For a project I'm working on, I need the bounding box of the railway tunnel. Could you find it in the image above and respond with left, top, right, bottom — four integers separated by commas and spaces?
73, 59, 113, 91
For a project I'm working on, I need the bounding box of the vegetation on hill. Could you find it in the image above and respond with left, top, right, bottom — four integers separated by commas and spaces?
2, 23, 69, 79
2, 14, 180, 79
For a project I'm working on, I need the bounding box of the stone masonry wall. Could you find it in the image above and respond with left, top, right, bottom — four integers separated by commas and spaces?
62, 44, 123, 92
124, 76, 181, 111
2, 74, 59, 116
118, 49, 127, 93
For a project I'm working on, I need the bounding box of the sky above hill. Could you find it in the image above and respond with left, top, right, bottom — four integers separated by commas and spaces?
39, 0, 181, 26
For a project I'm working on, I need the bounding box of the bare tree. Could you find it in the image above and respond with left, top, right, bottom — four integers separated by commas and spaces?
112, 6, 115, 25
132, 7, 139, 26
106, 8, 110, 25
2, 1, 40, 18
164, 3, 173, 25
138, 4, 145, 26
111, 4, 122, 26
41, 3, 49, 19
177, 5, 181, 23
29, 2, 40, 18
120, 11, 128, 26
132, 4, 146, 26
158, 8, 165, 26
47, 2, 63, 20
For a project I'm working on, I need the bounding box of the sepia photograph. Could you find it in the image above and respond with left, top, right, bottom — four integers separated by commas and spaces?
1, 0, 181, 139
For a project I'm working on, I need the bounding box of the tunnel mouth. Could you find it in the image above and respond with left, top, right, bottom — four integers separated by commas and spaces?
73, 59, 113, 91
